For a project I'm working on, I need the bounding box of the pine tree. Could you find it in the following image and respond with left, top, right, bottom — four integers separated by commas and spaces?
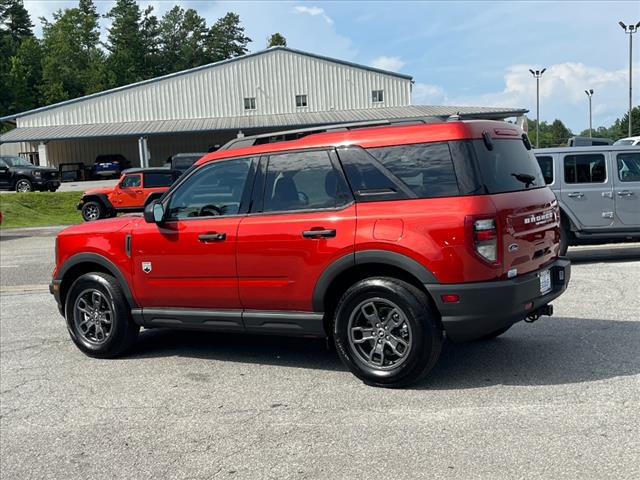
104, 0, 147, 86
157, 6, 208, 74
0, 0, 33, 43
205, 12, 251, 62
8, 35, 41, 111
267, 32, 286, 48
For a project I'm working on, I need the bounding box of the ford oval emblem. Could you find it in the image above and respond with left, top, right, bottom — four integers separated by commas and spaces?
508, 243, 519, 253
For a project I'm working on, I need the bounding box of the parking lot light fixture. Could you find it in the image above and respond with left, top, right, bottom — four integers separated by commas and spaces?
529, 68, 546, 148
619, 21, 640, 137
585, 89, 594, 138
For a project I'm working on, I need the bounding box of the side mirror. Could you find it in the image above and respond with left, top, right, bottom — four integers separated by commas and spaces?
144, 200, 165, 223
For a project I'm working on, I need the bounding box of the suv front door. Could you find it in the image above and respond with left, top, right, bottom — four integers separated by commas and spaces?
561, 152, 614, 228
131, 157, 255, 309
113, 173, 143, 208
236, 149, 356, 324
613, 151, 640, 226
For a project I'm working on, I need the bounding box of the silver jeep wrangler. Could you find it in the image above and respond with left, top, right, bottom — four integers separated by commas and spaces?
534, 146, 640, 255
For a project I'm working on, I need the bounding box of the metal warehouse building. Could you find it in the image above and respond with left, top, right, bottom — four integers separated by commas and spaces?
0, 47, 526, 169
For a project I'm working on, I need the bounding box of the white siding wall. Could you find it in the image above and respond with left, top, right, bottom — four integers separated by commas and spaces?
17, 49, 411, 128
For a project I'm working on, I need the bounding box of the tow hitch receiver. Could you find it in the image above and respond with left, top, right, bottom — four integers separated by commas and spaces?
525, 304, 553, 323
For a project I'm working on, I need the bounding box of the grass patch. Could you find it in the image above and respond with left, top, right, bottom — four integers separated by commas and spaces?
0, 192, 83, 228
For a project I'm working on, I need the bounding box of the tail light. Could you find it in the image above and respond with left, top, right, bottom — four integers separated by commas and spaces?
470, 217, 499, 263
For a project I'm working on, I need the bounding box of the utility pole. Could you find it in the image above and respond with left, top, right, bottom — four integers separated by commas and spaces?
619, 21, 639, 137
585, 89, 594, 138
529, 68, 546, 148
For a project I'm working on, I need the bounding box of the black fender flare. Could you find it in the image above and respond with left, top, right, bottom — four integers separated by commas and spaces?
82, 193, 114, 211
312, 249, 439, 311
56, 252, 137, 308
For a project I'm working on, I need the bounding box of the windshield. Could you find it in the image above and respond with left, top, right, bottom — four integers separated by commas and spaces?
613, 139, 635, 146
471, 139, 545, 194
2, 156, 32, 167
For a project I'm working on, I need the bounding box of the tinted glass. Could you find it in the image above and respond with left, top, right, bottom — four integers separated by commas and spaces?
367, 142, 460, 198
564, 154, 606, 183
144, 172, 175, 188
2, 156, 31, 167
263, 151, 342, 212
167, 158, 251, 220
472, 139, 544, 193
617, 152, 640, 182
120, 175, 141, 188
536, 156, 554, 184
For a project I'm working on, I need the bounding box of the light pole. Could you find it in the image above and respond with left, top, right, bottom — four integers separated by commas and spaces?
619, 21, 639, 137
585, 89, 594, 138
529, 68, 546, 148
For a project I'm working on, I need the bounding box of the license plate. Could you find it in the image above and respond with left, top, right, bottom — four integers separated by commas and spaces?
539, 269, 552, 295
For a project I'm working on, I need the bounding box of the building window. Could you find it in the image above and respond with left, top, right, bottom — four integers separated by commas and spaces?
372, 90, 384, 103
295, 94, 308, 107
244, 97, 256, 110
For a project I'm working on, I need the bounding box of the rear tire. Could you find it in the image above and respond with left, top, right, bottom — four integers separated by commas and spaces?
333, 277, 443, 388
81, 201, 103, 221
65, 272, 139, 358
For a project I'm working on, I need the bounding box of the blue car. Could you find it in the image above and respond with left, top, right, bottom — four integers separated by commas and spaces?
92, 154, 131, 178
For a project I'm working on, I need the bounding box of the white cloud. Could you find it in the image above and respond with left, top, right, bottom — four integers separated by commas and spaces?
413, 63, 638, 132
294, 5, 334, 25
370, 56, 405, 72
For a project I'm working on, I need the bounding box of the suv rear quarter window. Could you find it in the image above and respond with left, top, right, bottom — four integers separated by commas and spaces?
617, 152, 640, 182
564, 154, 606, 183
144, 172, 176, 188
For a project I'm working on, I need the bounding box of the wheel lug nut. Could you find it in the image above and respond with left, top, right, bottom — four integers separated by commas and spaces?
386, 336, 389, 340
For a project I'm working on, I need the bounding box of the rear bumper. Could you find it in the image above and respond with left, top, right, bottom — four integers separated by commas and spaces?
426, 257, 571, 342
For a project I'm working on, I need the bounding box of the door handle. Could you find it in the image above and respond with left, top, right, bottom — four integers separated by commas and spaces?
617, 190, 634, 197
198, 232, 226, 242
567, 192, 584, 198
302, 229, 336, 239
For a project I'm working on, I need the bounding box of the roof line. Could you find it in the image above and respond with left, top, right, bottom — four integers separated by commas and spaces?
0, 46, 412, 122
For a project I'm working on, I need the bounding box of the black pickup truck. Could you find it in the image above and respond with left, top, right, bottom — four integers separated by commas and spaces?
0, 155, 60, 192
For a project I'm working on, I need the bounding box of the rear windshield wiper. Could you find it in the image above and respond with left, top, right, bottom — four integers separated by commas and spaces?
511, 172, 537, 188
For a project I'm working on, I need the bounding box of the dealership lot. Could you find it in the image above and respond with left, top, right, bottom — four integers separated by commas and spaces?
1, 232, 639, 479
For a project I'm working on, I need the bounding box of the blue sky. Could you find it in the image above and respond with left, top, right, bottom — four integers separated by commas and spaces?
24, 0, 640, 132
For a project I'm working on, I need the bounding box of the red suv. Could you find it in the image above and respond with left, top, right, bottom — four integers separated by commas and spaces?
51, 120, 571, 387
78, 168, 180, 221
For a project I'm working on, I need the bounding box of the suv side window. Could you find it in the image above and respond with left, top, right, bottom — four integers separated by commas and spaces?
536, 156, 554, 184
144, 172, 176, 188
367, 142, 460, 198
564, 154, 606, 183
120, 174, 141, 188
262, 150, 348, 212
0, 158, 7, 168
167, 158, 252, 220
617, 152, 640, 182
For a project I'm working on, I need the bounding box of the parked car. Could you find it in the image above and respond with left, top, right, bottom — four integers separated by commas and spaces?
77, 168, 180, 221
0, 155, 61, 192
51, 119, 571, 388
567, 136, 613, 147
534, 146, 640, 254
613, 136, 640, 146
166, 152, 206, 175
92, 154, 131, 179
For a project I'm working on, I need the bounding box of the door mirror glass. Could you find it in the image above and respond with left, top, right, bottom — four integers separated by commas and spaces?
144, 200, 164, 223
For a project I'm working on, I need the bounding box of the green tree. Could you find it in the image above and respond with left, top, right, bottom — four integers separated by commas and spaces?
550, 119, 571, 146
157, 6, 207, 74
8, 35, 41, 111
205, 12, 251, 62
39, 0, 106, 104
267, 32, 286, 48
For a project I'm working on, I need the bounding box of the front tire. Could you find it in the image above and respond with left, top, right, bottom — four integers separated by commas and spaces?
15, 178, 32, 192
334, 277, 443, 388
81, 201, 103, 221
65, 272, 139, 358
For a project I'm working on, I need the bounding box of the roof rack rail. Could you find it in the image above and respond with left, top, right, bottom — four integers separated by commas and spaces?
217, 117, 439, 151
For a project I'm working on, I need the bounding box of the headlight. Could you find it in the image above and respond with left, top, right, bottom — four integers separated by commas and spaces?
33, 171, 41, 178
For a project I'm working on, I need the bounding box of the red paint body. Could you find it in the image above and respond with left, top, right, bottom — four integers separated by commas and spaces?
55, 121, 561, 313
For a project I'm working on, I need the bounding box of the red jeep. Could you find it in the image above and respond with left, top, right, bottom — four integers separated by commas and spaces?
78, 168, 180, 221
51, 119, 571, 387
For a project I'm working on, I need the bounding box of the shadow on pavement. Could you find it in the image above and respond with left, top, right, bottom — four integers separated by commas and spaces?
567, 245, 640, 264
129, 316, 639, 389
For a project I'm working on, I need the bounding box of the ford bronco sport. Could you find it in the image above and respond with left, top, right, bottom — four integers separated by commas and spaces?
51, 119, 571, 388
78, 168, 180, 221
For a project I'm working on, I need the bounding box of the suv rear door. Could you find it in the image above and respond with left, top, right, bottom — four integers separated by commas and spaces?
560, 152, 614, 228
612, 150, 640, 226
236, 149, 355, 325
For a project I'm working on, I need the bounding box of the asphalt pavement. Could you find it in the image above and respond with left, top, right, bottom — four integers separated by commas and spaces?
1, 232, 639, 479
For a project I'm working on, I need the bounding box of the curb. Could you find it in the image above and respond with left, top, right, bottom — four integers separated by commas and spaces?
0, 225, 67, 237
